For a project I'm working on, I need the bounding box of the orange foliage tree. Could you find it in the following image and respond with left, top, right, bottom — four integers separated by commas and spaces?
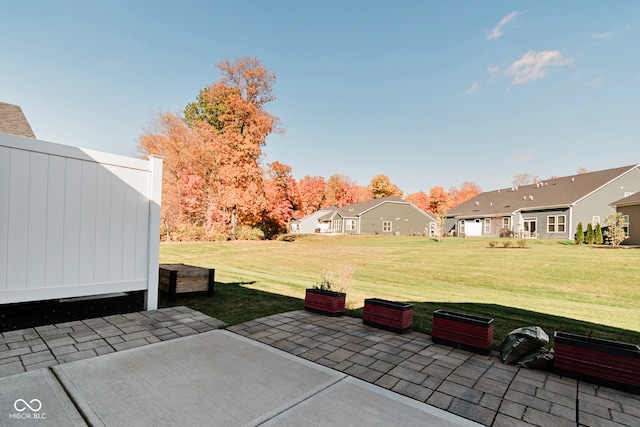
448, 181, 482, 208
263, 161, 298, 235
429, 186, 451, 240
405, 191, 430, 213
296, 176, 326, 216
369, 174, 403, 199
139, 57, 281, 239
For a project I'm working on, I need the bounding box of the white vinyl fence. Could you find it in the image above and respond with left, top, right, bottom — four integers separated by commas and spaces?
0, 132, 163, 309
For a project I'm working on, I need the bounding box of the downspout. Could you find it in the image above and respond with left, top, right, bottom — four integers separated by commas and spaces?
568, 205, 574, 240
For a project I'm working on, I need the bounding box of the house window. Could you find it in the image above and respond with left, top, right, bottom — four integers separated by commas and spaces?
382, 221, 392, 232
460, 220, 465, 234
547, 215, 566, 233
333, 220, 341, 231
592, 216, 600, 225
502, 217, 510, 229
623, 215, 630, 238
484, 218, 491, 233
345, 220, 356, 231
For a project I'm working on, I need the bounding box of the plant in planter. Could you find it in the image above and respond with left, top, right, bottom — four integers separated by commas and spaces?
303, 265, 353, 317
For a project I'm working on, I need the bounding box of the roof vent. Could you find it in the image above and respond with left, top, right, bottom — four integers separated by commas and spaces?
571, 177, 575, 182
475, 201, 479, 206
490, 202, 493, 206
529, 196, 533, 200
498, 190, 501, 193
523, 196, 526, 200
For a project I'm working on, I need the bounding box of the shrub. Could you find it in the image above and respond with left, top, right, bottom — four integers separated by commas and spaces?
314, 264, 354, 294
488, 240, 498, 248
586, 223, 594, 245
575, 222, 584, 245
517, 239, 527, 248
503, 240, 513, 248
235, 226, 265, 240
595, 223, 603, 245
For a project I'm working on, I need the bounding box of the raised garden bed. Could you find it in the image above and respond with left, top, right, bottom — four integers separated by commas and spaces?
303, 289, 346, 317
362, 298, 413, 334
431, 309, 494, 355
158, 264, 215, 300
553, 331, 640, 394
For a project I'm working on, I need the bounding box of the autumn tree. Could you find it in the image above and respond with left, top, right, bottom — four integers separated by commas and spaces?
139, 57, 281, 239
296, 176, 326, 216
449, 181, 482, 208
369, 174, 403, 199
325, 174, 360, 207
429, 186, 451, 241
263, 161, 298, 236
577, 167, 590, 174
139, 112, 203, 240
406, 191, 430, 213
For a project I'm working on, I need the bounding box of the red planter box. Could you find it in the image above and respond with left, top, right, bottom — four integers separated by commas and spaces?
304, 289, 346, 317
431, 309, 494, 355
363, 298, 413, 334
553, 331, 640, 394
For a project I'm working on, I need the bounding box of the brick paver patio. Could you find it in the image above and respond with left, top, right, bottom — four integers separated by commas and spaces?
2, 307, 638, 426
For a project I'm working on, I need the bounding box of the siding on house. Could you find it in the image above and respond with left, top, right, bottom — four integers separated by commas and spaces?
0, 102, 36, 138
448, 165, 640, 239
611, 192, 640, 245
359, 201, 433, 235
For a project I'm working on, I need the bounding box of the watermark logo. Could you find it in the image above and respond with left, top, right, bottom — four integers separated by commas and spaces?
9, 399, 46, 420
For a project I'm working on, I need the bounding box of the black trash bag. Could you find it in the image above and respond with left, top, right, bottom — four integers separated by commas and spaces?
500, 326, 549, 364
517, 347, 554, 370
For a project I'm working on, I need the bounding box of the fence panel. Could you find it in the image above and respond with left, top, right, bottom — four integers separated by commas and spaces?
0, 132, 162, 309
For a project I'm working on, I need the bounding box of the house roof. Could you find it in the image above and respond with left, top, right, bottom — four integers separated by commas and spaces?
611, 191, 640, 207
335, 196, 407, 218
0, 102, 36, 138
449, 164, 640, 219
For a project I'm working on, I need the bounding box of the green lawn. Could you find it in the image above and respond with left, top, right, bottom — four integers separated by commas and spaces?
159, 235, 640, 348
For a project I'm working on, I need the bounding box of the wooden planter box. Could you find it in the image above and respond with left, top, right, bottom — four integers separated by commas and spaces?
431, 309, 494, 355
303, 289, 346, 317
362, 298, 413, 334
553, 331, 640, 394
159, 264, 215, 300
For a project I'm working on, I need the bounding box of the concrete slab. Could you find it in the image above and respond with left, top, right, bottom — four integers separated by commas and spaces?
263, 376, 482, 426
0, 369, 86, 426
53, 330, 344, 426
52, 330, 480, 426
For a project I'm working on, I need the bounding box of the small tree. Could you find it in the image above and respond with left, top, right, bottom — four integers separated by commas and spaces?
595, 223, 603, 245
604, 212, 627, 246
575, 222, 584, 245
585, 223, 594, 245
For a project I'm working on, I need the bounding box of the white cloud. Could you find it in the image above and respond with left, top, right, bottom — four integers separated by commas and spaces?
506, 50, 573, 85
513, 152, 534, 162
592, 32, 613, 39
463, 81, 480, 95
487, 65, 500, 79
488, 11, 521, 40
589, 76, 603, 87
107, 60, 124, 67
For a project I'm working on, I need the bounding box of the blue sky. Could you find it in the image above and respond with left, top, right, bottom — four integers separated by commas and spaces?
2, 1, 639, 195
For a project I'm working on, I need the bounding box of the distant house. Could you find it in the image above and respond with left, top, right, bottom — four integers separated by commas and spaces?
0, 102, 36, 138
446, 165, 640, 239
611, 192, 640, 245
292, 196, 437, 236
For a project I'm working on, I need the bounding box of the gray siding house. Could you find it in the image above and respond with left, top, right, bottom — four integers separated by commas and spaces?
611, 192, 640, 245
293, 196, 437, 236
446, 165, 640, 239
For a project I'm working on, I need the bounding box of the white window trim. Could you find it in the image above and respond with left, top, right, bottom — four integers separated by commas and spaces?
484, 218, 491, 233
623, 215, 630, 238
547, 215, 566, 233
383, 221, 392, 232
592, 216, 600, 225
